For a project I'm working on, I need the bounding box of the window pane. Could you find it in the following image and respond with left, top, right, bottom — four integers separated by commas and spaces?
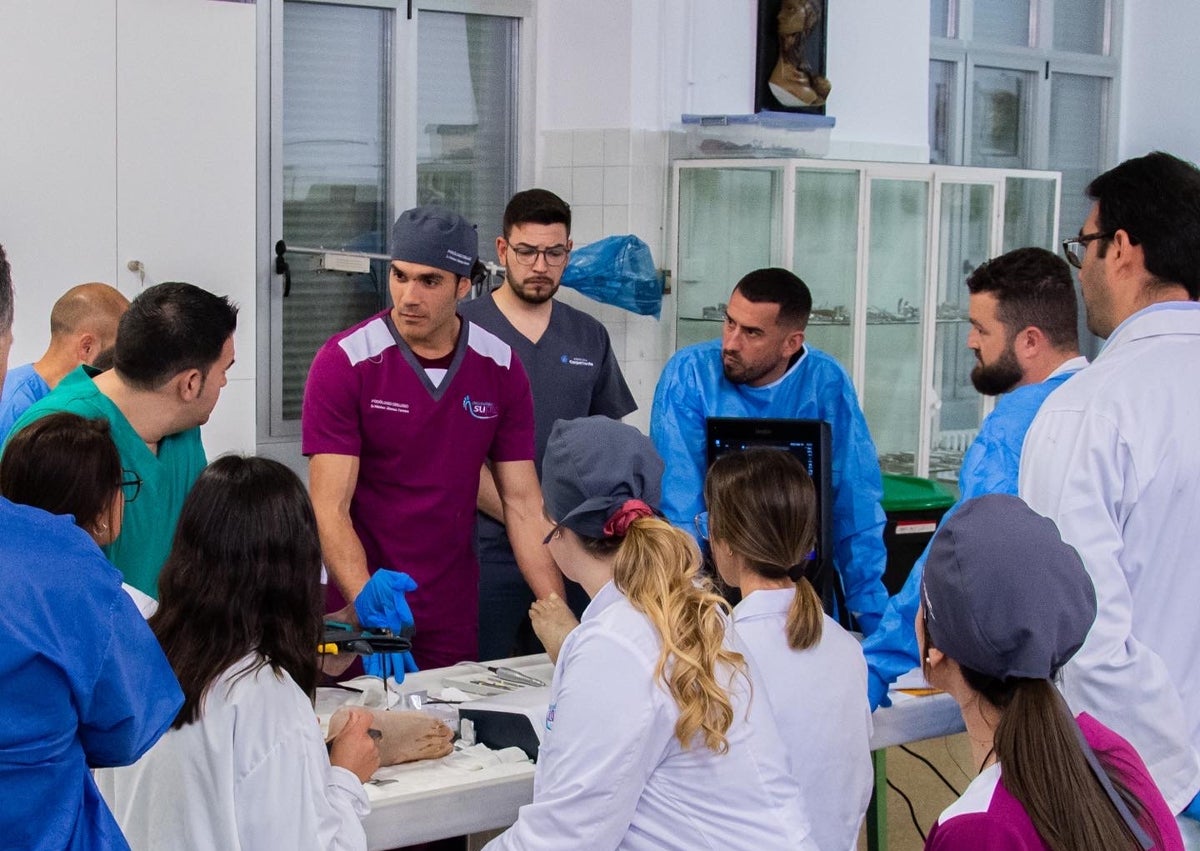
865, 179, 929, 476
418, 12, 517, 248
930, 60, 958, 164
969, 67, 1034, 168
931, 0, 952, 37
1049, 71, 1108, 360
1003, 176, 1057, 252
1054, 0, 1108, 54
973, 0, 1031, 46
281, 3, 390, 422
794, 169, 859, 373
933, 183, 992, 482
1049, 73, 1106, 238
676, 168, 781, 349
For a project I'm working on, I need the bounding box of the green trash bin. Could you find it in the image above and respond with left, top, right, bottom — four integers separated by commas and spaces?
879, 474, 956, 595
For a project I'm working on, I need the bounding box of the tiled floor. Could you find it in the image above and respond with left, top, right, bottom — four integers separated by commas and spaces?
858, 733, 975, 851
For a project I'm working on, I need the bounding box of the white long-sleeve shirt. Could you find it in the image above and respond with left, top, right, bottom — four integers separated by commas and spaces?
733, 590, 874, 851
485, 581, 818, 851
1019, 302, 1200, 812
97, 655, 369, 850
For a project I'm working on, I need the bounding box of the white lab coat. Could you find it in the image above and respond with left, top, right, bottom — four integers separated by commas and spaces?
96, 654, 369, 851
485, 581, 818, 851
1019, 302, 1200, 812
732, 590, 874, 851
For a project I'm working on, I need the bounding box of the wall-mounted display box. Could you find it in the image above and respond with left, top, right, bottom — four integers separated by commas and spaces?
669, 158, 1061, 482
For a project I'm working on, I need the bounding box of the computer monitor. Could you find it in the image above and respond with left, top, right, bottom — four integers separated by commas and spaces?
705, 417, 838, 615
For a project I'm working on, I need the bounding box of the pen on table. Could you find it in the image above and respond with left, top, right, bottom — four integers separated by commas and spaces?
487, 666, 545, 687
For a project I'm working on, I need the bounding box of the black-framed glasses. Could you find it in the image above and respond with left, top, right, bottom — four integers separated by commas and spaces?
509, 244, 569, 267
120, 470, 142, 503
693, 511, 710, 543
1062, 231, 1115, 269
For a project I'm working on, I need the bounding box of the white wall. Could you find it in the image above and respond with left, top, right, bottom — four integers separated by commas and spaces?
824, 0, 930, 161
0, 0, 257, 456
1, 1, 118, 357
536, 0, 634, 130
1118, 0, 1200, 164
538, 0, 930, 160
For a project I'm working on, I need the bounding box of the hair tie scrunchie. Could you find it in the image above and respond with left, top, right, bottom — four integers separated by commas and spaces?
603, 499, 654, 537
786, 563, 808, 582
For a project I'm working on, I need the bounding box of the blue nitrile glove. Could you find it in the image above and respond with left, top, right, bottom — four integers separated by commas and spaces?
868, 669, 892, 711
354, 570, 420, 683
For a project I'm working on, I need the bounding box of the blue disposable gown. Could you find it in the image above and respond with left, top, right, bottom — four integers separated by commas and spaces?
862, 364, 1082, 708
651, 340, 888, 632
0, 499, 183, 851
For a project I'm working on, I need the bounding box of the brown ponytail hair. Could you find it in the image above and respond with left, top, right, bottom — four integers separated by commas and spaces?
704, 448, 824, 650
578, 517, 747, 753
921, 618, 1157, 851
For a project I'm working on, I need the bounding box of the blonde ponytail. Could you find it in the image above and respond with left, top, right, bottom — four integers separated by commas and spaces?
609, 517, 747, 753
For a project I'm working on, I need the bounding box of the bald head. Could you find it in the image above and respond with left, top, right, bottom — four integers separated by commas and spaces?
51, 283, 129, 336
48, 283, 129, 367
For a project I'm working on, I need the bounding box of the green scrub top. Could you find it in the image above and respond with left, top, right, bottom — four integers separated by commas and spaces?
5, 366, 207, 597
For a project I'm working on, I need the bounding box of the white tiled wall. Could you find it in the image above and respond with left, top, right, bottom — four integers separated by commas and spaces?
540, 128, 675, 434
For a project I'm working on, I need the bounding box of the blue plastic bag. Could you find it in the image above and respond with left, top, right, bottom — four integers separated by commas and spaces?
354, 570, 420, 683
560, 234, 663, 318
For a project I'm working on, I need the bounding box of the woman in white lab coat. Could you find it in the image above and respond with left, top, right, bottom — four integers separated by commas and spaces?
704, 447, 873, 851
486, 416, 817, 851
97, 455, 381, 851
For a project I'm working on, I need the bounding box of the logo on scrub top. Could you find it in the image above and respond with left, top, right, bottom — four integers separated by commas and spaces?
462, 395, 499, 420
545, 703, 556, 732
560, 354, 595, 367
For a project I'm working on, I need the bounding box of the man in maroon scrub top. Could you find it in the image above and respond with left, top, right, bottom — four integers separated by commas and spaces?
303, 206, 564, 668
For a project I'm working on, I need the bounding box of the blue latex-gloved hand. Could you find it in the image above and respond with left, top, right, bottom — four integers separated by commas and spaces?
354, 570, 420, 683
867, 669, 893, 711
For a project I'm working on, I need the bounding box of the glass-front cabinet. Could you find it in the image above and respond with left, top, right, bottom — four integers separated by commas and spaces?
670, 158, 1060, 481
676, 168, 784, 350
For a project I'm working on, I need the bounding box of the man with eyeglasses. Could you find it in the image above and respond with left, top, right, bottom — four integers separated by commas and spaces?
1020, 151, 1200, 837
5, 282, 237, 599
459, 189, 636, 660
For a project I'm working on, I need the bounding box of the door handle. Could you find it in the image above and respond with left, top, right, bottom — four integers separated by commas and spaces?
274, 239, 291, 297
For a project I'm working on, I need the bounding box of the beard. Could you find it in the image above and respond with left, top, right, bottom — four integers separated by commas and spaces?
506, 266, 560, 305
722, 351, 775, 386
970, 345, 1023, 396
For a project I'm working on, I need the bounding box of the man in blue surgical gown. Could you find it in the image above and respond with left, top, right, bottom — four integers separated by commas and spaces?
651, 267, 888, 633
862, 247, 1084, 707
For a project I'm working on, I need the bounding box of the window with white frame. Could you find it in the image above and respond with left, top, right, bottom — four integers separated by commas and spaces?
264, 0, 531, 443
930, 0, 1120, 241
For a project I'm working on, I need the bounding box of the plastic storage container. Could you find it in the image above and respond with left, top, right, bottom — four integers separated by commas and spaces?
671, 111, 835, 160
879, 474, 956, 595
